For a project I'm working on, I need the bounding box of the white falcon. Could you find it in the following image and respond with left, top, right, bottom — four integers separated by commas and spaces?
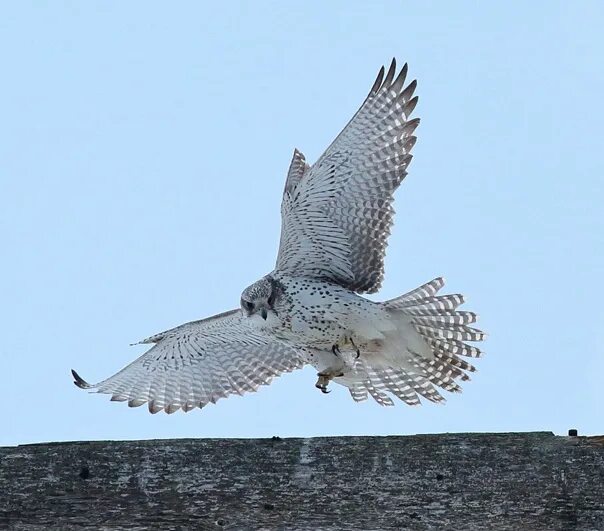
73, 59, 485, 412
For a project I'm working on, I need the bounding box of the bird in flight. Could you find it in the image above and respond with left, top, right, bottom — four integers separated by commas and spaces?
73, 59, 484, 413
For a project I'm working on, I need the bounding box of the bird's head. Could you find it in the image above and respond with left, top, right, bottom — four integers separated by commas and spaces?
240, 276, 279, 322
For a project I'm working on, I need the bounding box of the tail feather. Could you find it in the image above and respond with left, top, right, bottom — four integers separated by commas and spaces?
364, 374, 395, 406
377, 369, 421, 405
412, 355, 468, 389
348, 385, 369, 403
433, 353, 477, 374
408, 373, 445, 403
405, 311, 478, 326
333, 278, 483, 407
392, 277, 445, 302
387, 293, 466, 311
399, 277, 483, 395
418, 351, 475, 381
414, 324, 485, 342
425, 337, 482, 358
341, 277, 484, 406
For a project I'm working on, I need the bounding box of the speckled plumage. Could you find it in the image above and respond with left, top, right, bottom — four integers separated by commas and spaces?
73, 59, 485, 412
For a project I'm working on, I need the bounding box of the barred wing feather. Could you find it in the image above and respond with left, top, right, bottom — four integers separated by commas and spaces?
72, 310, 303, 414
276, 59, 419, 293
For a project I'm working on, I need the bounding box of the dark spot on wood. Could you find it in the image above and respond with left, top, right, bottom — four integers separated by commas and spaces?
263, 502, 275, 510
78, 466, 90, 480
436, 473, 444, 481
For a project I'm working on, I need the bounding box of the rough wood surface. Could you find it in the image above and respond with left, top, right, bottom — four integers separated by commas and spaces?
1, 432, 603, 530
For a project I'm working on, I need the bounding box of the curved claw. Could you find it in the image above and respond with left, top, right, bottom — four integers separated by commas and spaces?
315, 373, 332, 394
315, 382, 331, 394
331, 344, 341, 357
349, 338, 361, 359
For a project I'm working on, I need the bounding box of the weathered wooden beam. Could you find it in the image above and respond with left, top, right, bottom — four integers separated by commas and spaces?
1, 432, 603, 530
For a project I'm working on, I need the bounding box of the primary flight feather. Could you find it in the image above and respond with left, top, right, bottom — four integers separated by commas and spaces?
73, 59, 485, 413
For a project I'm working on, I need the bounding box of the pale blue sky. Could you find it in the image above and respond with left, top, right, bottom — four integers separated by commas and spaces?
2, 2, 603, 446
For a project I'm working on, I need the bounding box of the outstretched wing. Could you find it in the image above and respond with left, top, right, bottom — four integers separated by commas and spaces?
72, 310, 304, 414
276, 59, 420, 293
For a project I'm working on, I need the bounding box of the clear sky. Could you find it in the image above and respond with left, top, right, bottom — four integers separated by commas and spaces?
2, 2, 603, 447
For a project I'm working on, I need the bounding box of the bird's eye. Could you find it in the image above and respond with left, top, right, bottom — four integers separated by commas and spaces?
267, 291, 276, 306
241, 299, 254, 312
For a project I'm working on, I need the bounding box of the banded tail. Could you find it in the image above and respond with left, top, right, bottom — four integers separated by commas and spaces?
343, 277, 485, 406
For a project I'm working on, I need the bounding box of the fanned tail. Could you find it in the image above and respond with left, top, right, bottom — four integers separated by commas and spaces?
386, 276, 485, 351
341, 277, 485, 406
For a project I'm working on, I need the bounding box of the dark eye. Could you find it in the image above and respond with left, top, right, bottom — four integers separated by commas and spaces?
267, 291, 276, 306
241, 299, 254, 312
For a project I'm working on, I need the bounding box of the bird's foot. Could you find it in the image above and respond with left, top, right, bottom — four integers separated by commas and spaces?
332, 336, 360, 358
315, 371, 344, 394
349, 338, 361, 359
315, 373, 332, 393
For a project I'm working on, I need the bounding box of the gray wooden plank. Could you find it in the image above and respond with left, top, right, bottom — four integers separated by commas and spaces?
1, 432, 603, 530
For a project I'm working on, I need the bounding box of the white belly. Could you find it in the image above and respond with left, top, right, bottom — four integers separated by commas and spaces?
271, 276, 393, 349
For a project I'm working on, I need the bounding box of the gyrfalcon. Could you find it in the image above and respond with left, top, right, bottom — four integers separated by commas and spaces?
72, 59, 485, 412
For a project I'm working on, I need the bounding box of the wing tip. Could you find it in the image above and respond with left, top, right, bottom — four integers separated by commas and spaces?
71, 369, 93, 389
369, 65, 386, 95
383, 58, 397, 86
131, 335, 161, 345
371, 58, 415, 96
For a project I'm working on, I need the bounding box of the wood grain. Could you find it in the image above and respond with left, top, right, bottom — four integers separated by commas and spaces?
1, 432, 603, 530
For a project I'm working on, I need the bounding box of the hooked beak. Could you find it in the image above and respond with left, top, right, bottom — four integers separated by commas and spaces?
260, 308, 268, 320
